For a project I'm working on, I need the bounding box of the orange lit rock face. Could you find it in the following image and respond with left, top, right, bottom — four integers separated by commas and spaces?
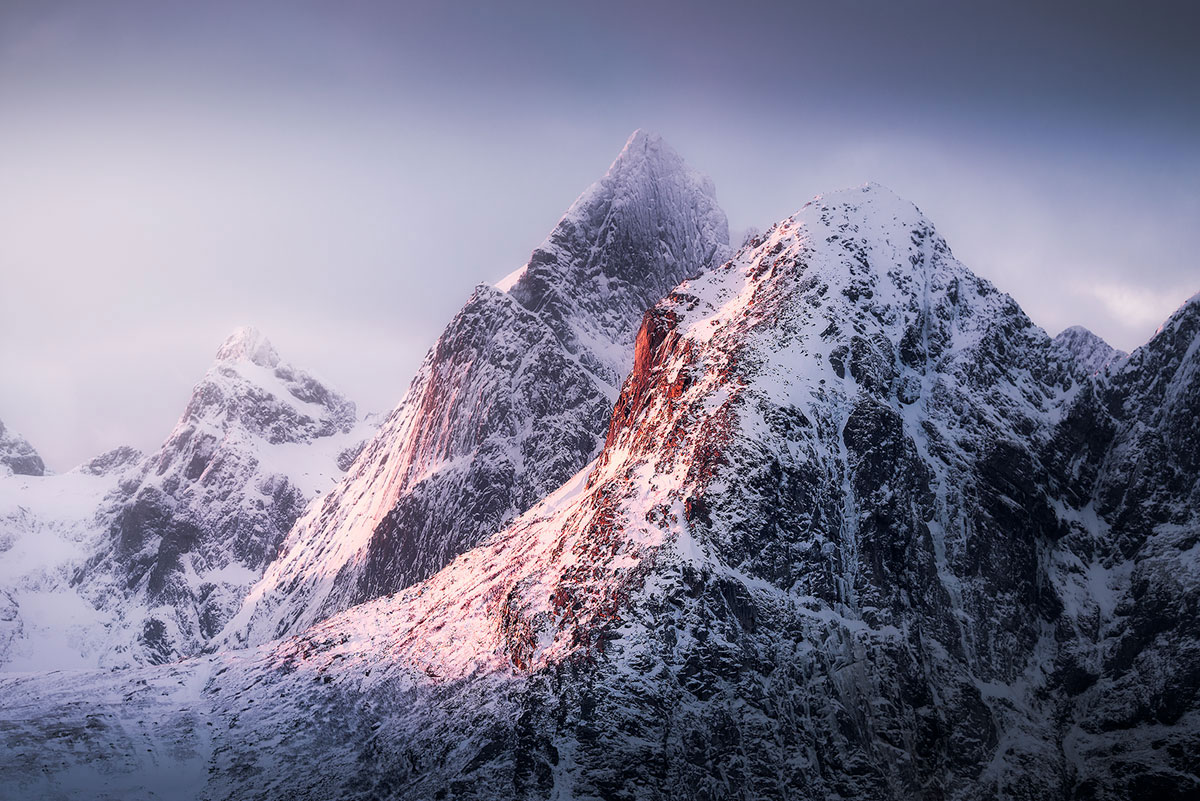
225, 131, 730, 650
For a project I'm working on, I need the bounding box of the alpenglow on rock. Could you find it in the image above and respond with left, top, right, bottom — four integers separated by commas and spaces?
222, 130, 730, 646
66, 327, 375, 666
6, 184, 1196, 800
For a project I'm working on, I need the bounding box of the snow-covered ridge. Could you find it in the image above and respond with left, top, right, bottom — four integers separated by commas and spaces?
1053, 324, 1126, 375
0, 328, 374, 671
222, 130, 730, 648
0, 418, 44, 477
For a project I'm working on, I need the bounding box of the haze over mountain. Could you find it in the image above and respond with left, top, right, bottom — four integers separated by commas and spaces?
3, 1, 1196, 472
0, 328, 376, 670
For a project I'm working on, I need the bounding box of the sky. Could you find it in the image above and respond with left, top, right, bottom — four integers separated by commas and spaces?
2, 0, 1197, 470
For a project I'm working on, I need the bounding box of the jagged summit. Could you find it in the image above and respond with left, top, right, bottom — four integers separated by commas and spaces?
61, 327, 370, 667
616, 126, 659, 155
224, 131, 730, 648
0, 418, 44, 477
214, 325, 280, 369
1052, 325, 1126, 375
180, 328, 357, 446
506, 130, 729, 384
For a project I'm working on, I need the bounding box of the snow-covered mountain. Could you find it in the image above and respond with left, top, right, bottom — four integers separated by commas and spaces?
1052, 324, 1127, 375
0, 452, 141, 671
222, 130, 730, 647
0, 418, 44, 477
4, 184, 1194, 799
1048, 292, 1200, 795
0, 328, 375, 670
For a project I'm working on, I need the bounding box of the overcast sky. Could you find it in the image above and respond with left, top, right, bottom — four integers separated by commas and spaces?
2, 0, 1197, 470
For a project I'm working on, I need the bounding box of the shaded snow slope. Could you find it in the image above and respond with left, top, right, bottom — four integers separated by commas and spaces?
0, 461, 140, 670
223, 130, 729, 648
1048, 290, 1200, 796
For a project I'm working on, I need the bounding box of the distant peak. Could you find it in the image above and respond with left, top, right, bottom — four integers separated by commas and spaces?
607, 129, 683, 175
0, 417, 45, 477
215, 326, 280, 368
1053, 325, 1126, 374
620, 128, 661, 151
1055, 325, 1101, 341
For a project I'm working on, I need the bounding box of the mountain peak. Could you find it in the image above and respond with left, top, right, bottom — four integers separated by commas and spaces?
0, 417, 45, 477
605, 129, 700, 189
1053, 325, 1126, 375
612, 128, 665, 163
506, 131, 729, 385
215, 326, 279, 368
803, 181, 924, 224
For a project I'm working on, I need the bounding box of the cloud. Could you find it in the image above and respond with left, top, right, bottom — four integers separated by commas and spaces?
1077, 281, 1194, 332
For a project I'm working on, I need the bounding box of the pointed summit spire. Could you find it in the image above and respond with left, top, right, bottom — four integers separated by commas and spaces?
600, 129, 709, 198
224, 132, 730, 648
508, 130, 729, 384
608, 128, 668, 168
215, 326, 280, 369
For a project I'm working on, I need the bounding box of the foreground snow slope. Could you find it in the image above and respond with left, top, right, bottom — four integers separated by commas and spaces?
223, 130, 729, 648
1, 186, 1195, 801
0, 328, 375, 670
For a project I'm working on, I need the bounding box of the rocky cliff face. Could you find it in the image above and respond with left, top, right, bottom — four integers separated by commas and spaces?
71, 327, 373, 666
0, 328, 374, 670
223, 130, 730, 647
0, 187, 1194, 801
0, 418, 44, 477
1048, 293, 1200, 799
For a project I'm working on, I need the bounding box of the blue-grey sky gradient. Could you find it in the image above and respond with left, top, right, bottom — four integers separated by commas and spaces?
2, 0, 1198, 469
